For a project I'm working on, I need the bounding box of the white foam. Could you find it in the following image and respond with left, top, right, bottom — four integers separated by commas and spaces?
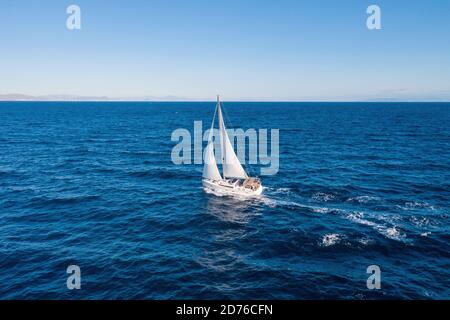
386, 226, 400, 238
312, 192, 336, 202
398, 201, 436, 211
271, 187, 291, 195
410, 216, 432, 228
246, 191, 415, 243
358, 237, 374, 245
347, 196, 381, 204
259, 196, 309, 210
311, 207, 331, 214
345, 212, 408, 242
320, 234, 341, 247
346, 211, 376, 227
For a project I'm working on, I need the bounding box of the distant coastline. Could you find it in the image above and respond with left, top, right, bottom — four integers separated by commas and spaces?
0, 94, 192, 102
0, 94, 449, 103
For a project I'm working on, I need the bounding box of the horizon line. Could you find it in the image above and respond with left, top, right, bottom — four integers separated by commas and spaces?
1, 100, 450, 103
0, 94, 449, 103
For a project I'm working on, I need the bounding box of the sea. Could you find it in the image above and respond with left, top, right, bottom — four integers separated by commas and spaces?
0, 101, 449, 299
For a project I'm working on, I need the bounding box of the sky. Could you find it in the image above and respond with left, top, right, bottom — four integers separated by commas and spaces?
0, 0, 449, 101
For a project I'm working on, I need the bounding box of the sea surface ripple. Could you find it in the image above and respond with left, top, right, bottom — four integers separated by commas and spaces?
0, 102, 449, 299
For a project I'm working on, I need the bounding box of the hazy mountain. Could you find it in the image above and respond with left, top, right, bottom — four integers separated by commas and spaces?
0, 94, 448, 102
0, 94, 193, 102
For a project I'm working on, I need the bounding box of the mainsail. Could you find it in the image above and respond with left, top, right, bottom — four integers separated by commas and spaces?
217, 99, 248, 179
202, 96, 248, 181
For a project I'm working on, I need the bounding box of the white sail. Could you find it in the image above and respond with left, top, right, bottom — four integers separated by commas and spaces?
202, 105, 222, 181
202, 139, 222, 181
217, 99, 248, 179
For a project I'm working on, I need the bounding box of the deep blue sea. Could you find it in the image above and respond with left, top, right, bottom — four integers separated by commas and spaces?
0, 102, 449, 299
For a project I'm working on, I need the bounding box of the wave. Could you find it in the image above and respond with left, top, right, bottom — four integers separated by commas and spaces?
127, 168, 193, 179
259, 200, 410, 243
92, 166, 117, 173
385, 226, 402, 239
260, 197, 300, 208
311, 192, 336, 202
0, 167, 21, 177
267, 187, 291, 195
357, 237, 374, 245
319, 233, 341, 247
85, 138, 123, 143
397, 201, 436, 211
259, 193, 341, 214
345, 211, 407, 242
120, 150, 162, 156
28, 194, 101, 206
311, 206, 332, 214
263, 188, 442, 243
346, 195, 381, 204
409, 216, 433, 228
261, 189, 427, 243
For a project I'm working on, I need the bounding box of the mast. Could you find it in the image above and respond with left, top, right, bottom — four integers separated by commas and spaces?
217, 95, 226, 171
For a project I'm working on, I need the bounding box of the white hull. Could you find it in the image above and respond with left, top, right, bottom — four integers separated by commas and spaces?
202, 179, 263, 197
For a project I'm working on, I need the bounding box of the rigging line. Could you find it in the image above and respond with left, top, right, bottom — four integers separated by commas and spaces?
209, 100, 218, 134
207, 100, 219, 157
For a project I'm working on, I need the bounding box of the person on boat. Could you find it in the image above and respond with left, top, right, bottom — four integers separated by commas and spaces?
243, 178, 261, 191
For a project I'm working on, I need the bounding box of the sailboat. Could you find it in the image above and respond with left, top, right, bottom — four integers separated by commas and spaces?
202, 95, 263, 196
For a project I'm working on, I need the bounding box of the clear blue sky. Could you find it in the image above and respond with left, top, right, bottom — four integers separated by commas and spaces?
1, 0, 449, 100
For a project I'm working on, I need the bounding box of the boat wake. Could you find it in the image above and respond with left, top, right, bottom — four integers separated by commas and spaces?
258, 189, 441, 244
